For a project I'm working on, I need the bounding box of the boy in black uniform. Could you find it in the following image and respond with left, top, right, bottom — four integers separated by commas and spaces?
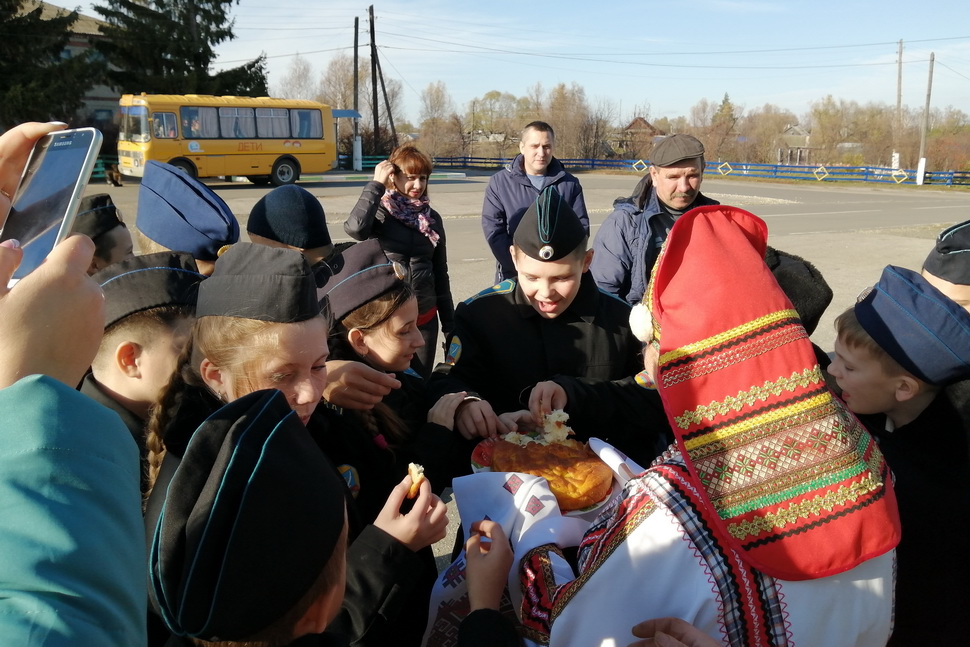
826, 265, 970, 645
81, 252, 204, 492
429, 187, 669, 467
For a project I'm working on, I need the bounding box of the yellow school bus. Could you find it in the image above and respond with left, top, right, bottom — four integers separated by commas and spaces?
117, 93, 337, 185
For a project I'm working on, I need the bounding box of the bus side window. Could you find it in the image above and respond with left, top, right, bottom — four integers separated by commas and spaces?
153, 112, 177, 139
291, 109, 322, 139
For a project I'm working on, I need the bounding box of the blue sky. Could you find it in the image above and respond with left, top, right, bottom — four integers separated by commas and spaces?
79, 0, 970, 126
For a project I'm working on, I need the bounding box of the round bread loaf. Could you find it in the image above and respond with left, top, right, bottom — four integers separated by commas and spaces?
491, 439, 613, 511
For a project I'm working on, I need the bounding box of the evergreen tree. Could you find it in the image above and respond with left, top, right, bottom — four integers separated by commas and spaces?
93, 0, 267, 96
0, 0, 102, 128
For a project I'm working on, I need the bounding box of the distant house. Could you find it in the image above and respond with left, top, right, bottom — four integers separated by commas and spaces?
24, 1, 119, 128
611, 117, 665, 156
780, 124, 813, 164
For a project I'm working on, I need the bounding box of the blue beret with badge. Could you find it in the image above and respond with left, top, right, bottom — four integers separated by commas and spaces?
136, 161, 239, 261
855, 265, 970, 385
512, 186, 587, 262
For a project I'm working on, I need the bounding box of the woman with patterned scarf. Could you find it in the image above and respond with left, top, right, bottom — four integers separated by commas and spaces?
344, 144, 455, 378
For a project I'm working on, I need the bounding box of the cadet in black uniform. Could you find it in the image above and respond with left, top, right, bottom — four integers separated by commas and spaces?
80, 251, 204, 494
428, 187, 670, 468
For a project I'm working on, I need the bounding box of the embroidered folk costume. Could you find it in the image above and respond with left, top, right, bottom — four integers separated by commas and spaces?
426, 206, 900, 647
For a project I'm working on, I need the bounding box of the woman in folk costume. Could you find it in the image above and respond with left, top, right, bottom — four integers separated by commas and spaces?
344, 144, 454, 377
511, 206, 901, 646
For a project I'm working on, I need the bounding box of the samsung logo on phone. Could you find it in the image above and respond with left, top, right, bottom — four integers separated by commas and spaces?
52, 140, 73, 147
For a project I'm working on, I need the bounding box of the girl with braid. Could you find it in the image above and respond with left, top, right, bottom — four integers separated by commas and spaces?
143, 242, 447, 647
317, 240, 468, 645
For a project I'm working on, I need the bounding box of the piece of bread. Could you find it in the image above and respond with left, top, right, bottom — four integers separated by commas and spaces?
407, 462, 425, 499
491, 439, 613, 511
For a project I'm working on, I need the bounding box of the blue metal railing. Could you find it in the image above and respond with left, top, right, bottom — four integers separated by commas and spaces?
337, 154, 970, 186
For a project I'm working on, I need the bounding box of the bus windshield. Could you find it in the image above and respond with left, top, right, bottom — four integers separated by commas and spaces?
119, 106, 150, 143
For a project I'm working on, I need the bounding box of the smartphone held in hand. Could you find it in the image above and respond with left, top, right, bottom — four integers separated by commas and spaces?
0, 127, 103, 285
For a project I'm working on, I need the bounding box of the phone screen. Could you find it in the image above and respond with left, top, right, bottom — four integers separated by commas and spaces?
0, 128, 102, 280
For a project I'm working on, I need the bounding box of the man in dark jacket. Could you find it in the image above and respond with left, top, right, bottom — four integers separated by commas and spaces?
481, 121, 588, 282
590, 134, 718, 304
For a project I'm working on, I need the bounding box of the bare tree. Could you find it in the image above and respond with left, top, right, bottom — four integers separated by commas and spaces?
805, 95, 851, 164
546, 82, 589, 158
317, 53, 403, 155
419, 81, 454, 158
578, 97, 619, 159
737, 103, 798, 163
274, 54, 317, 100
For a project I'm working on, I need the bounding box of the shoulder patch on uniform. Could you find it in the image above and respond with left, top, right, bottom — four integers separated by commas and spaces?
463, 279, 516, 304
634, 370, 657, 390
446, 335, 462, 365
338, 465, 360, 497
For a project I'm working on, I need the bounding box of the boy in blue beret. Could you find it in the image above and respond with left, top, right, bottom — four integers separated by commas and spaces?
827, 264, 970, 645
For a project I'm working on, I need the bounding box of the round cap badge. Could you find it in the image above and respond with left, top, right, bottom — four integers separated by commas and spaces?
539, 245, 554, 260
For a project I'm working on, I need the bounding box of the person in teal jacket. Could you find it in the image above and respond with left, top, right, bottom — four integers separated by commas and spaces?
0, 121, 146, 646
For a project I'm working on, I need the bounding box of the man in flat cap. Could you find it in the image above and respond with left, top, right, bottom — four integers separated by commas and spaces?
826, 265, 970, 644
430, 187, 669, 467
591, 134, 719, 304
482, 121, 588, 283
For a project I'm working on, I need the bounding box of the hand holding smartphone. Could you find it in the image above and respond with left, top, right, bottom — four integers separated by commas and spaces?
0, 127, 103, 286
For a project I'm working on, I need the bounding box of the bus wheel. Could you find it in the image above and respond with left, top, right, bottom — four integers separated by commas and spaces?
271, 157, 300, 186
170, 159, 197, 178
247, 175, 271, 186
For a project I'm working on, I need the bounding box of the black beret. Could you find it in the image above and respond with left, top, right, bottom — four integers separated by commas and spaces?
923, 219, 970, 285
196, 243, 320, 322
136, 161, 239, 261
651, 134, 705, 167
148, 389, 346, 640
317, 239, 407, 323
512, 187, 587, 262
248, 185, 332, 249
94, 252, 204, 329
73, 193, 124, 240
855, 265, 970, 385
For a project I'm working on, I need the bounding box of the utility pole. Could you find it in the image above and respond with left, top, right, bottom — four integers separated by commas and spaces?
375, 55, 397, 146
916, 52, 935, 185
352, 16, 362, 171
892, 39, 902, 169
368, 5, 379, 155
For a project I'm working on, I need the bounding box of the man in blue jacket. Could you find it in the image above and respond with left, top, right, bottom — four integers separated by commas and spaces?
590, 134, 719, 304
481, 121, 588, 282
